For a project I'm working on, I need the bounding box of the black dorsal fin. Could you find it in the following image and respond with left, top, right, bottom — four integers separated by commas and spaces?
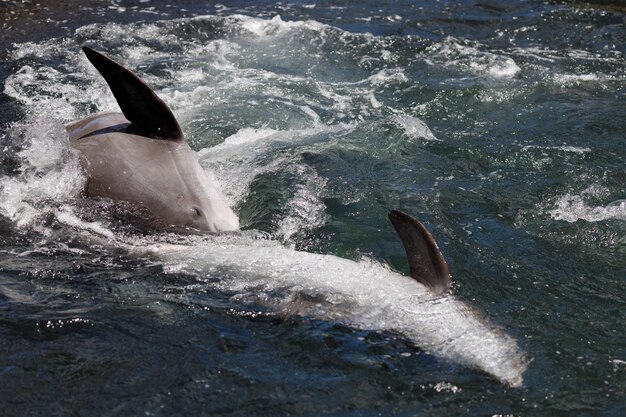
82, 46, 183, 141
388, 209, 452, 295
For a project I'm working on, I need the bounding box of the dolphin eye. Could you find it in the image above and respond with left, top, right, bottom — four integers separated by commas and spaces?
191, 207, 203, 217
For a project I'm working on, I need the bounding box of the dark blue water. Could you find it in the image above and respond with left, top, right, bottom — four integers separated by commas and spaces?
1, 1, 625, 416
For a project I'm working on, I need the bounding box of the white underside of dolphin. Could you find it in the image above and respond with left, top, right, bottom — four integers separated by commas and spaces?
134, 232, 528, 388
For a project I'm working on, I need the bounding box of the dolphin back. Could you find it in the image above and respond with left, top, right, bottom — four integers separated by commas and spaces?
389, 210, 452, 295
82, 46, 183, 141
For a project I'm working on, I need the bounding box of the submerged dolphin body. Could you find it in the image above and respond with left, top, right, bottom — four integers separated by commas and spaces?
142, 210, 528, 387
67, 47, 239, 232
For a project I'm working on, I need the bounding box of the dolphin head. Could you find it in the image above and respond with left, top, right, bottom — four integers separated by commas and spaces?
130, 140, 240, 233
72, 129, 240, 234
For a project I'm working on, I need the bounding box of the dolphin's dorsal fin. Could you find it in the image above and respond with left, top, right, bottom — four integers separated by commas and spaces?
82, 46, 183, 141
388, 209, 452, 295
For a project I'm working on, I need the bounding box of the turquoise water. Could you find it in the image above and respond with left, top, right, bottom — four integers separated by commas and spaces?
0, 1, 625, 416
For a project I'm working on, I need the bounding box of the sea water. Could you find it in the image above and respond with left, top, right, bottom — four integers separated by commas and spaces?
0, 1, 624, 416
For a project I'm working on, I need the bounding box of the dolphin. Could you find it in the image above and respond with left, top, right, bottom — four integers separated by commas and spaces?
138, 209, 527, 387
66, 47, 239, 233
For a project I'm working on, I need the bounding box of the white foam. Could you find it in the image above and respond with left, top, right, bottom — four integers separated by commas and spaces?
554, 73, 601, 86
315, 83, 354, 113
510, 46, 623, 64
201, 122, 340, 163
218, 127, 280, 148
509, 46, 559, 63
275, 164, 328, 242
367, 68, 409, 86
368, 91, 382, 109
4, 65, 79, 121
485, 59, 521, 78
236, 14, 327, 38
393, 114, 438, 141
298, 105, 322, 124
521, 145, 592, 154
54, 204, 115, 239
423, 37, 521, 80
549, 195, 626, 223
4, 50, 120, 122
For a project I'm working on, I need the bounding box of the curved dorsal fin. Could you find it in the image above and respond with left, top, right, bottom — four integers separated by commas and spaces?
82, 46, 183, 141
388, 209, 452, 295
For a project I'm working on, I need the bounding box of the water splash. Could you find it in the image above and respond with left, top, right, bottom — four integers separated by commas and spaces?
0, 117, 87, 233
